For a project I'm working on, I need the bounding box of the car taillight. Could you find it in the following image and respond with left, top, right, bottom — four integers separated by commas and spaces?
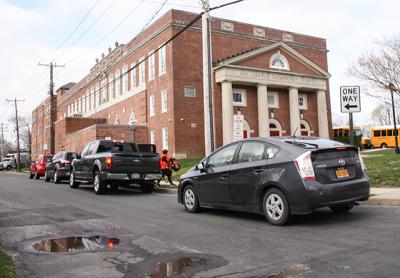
105, 156, 112, 169
294, 151, 316, 181
358, 148, 366, 171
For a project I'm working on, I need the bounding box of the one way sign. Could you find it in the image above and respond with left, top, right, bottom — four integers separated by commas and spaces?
340, 86, 361, 113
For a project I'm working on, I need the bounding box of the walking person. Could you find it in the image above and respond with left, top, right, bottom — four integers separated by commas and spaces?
159, 149, 174, 185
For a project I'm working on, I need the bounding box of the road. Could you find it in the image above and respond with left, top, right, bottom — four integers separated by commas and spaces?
0, 172, 399, 278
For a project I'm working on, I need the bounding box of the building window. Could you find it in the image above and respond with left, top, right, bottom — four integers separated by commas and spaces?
159, 45, 166, 75
92, 87, 96, 108
150, 130, 156, 145
122, 65, 128, 93
131, 63, 136, 88
149, 95, 155, 117
101, 80, 107, 103
232, 89, 246, 106
161, 89, 167, 113
162, 127, 168, 150
115, 70, 121, 96
184, 86, 196, 97
139, 56, 146, 85
269, 51, 289, 70
109, 74, 115, 99
267, 92, 279, 108
298, 94, 308, 110
148, 50, 155, 81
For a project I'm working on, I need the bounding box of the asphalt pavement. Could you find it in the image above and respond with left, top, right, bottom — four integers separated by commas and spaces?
0, 172, 400, 278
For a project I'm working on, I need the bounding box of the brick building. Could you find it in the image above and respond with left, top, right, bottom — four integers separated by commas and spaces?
46, 9, 331, 158
31, 82, 75, 159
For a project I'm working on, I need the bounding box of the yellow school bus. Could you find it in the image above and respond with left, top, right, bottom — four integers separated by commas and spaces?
370, 126, 400, 148
332, 126, 362, 147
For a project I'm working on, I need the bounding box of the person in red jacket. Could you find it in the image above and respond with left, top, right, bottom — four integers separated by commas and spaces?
159, 149, 174, 185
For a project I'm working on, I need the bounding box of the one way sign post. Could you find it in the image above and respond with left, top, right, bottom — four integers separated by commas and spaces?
340, 86, 361, 146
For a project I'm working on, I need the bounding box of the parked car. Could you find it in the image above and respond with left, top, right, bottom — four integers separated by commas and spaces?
1, 158, 15, 170
44, 151, 77, 183
70, 140, 161, 195
29, 154, 53, 179
178, 137, 370, 226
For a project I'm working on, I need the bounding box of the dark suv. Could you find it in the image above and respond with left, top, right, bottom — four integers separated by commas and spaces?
44, 151, 77, 183
178, 137, 370, 225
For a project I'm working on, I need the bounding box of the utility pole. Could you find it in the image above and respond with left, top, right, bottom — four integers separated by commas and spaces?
6, 98, 24, 171
201, 0, 215, 155
39, 61, 64, 155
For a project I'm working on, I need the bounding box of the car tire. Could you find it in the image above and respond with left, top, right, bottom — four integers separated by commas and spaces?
6, 165, 11, 171
44, 170, 50, 182
69, 170, 79, 188
381, 143, 388, 149
140, 183, 154, 193
183, 185, 200, 213
54, 170, 61, 184
263, 188, 292, 226
329, 202, 354, 213
93, 170, 106, 195
34, 171, 40, 180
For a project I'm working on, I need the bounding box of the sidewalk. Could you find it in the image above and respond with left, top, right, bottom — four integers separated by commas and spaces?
153, 181, 178, 194
364, 188, 400, 206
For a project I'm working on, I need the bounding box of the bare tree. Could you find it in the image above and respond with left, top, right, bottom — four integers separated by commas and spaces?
349, 34, 400, 97
371, 104, 391, 126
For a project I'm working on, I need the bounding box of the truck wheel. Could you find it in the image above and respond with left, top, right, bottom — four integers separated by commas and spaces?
34, 171, 40, 180
263, 188, 293, 226
329, 202, 354, 213
54, 170, 61, 184
140, 183, 154, 193
44, 170, 50, 182
93, 171, 107, 195
69, 170, 79, 188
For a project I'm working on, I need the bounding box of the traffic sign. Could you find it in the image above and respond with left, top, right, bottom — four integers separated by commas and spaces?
340, 86, 361, 113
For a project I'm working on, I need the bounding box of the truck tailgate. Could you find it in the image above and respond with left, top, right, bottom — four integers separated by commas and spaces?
110, 152, 160, 174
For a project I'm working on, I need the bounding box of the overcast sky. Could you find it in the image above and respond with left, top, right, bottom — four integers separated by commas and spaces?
1, 0, 399, 139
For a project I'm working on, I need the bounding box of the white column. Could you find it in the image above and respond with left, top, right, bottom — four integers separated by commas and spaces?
257, 84, 269, 137
317, 89, 329, 138
289, 87, 300, 136
222, 81, 234, 144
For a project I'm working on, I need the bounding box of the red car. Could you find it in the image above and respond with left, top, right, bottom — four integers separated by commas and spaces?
29, 154, 53, 179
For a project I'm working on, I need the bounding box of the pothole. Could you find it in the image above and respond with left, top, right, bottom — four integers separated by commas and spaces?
150, 257, 197, 277
30, 236, 120, 253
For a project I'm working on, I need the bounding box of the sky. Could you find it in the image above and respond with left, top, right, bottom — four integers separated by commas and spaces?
1, 0, 399, 140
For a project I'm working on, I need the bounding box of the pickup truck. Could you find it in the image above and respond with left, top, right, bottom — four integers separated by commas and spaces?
70, 140, 161, 195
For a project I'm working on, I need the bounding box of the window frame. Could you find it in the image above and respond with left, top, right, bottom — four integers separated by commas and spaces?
131, 63, 136, 88
232, 88, 247, 106
267, 92, 279, 108
161, 89, 167, 113
139, 56, 146, 85
149, 95, 155, 117
184, 86, 196, 97
298, 93, 308, 110
162, 127, 168, 150
148, 50, 155, 81
159, 45, 167, 76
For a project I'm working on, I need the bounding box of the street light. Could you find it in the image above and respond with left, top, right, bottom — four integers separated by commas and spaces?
388, 82, 400, 154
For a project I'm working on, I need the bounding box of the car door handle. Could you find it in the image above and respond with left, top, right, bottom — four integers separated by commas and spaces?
220, 174, 229, 180
253, 169, 265, 175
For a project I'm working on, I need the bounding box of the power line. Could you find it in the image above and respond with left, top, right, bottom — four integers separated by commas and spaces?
56, 0, 119, 61
50, 0, 102, 58
57, 0, 246, 111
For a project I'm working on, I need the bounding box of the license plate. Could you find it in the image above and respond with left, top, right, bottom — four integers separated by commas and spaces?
336, 167, 349, 178
131, 173, 140, 179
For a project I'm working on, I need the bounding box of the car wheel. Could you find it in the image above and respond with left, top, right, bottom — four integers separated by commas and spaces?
34, 171, 40, 179
329, 202, 354, 213
381, 143, 388, 149
44, 170, 50, 182
6, 165, 11, 171
263, 188, 292, 226
54, 170, 61, 184
140, 183, 154, 193
69, 170, 79, 188
183, 185, 200, 213
93, 171, 106, 195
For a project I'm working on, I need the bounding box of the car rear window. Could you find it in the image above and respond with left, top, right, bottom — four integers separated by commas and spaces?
284, 138, 346, 149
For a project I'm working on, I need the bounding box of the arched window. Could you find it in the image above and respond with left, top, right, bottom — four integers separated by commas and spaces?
300, 120, 311, 136
269, 51, 290, 70
268, 119, 283, 137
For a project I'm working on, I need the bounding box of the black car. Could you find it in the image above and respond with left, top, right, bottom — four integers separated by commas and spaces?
44, 151, 77, 183
178, 137, 370, 226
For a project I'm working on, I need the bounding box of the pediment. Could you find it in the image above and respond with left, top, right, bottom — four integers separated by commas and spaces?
214, 41, 330, 78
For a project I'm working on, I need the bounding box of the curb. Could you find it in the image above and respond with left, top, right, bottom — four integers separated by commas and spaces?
361, 199, 400, 206
154, 186, 177, 194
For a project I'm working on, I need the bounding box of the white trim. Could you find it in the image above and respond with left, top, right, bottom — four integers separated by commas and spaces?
232, 88, 247, 106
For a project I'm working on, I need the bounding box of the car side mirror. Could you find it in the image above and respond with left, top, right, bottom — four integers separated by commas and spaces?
196, 162, 205, 171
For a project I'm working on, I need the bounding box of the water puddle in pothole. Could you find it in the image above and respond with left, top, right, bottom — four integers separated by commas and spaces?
31, 236, 120, 253
149, 257, 194, 278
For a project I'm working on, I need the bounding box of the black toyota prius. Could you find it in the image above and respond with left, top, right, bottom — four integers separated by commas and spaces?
178, 137, 370, 226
